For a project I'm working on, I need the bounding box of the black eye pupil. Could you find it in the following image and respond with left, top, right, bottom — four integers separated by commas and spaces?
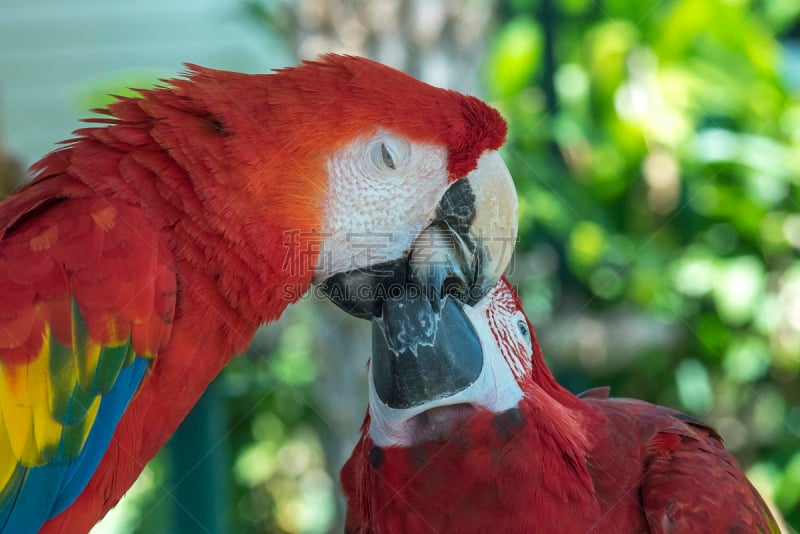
381, 143, 395, 169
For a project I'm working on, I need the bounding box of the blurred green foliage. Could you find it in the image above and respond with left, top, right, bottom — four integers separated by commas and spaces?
490, 0, 799, 528
224, 315, 335, 534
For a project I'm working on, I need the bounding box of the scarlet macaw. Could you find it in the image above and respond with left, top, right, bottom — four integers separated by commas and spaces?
343, 276, 779, 532
0, 55, 518, 532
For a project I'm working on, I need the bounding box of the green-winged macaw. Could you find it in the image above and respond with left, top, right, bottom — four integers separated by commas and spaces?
343, 275, 779, 533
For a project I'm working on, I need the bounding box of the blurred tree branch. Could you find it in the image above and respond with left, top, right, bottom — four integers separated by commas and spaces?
246, 0, 498, 91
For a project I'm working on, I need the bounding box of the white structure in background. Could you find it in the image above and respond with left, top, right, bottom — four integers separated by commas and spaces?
0, 0, 291, 168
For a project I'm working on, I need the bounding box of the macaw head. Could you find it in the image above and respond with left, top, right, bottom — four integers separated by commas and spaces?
364, 276, 585, 447
289, 55, 519, 317
366, 276, 531, 446
151, 54, 518, 318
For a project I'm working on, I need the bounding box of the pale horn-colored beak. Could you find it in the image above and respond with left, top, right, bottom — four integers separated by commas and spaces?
408, 150, 518, 307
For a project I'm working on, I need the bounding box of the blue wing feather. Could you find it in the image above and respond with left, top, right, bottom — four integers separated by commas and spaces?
0, 357, 148, 532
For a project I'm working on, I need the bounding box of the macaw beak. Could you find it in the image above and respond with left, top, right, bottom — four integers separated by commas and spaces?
320, 150, 518, 319
370, 294, 483, 409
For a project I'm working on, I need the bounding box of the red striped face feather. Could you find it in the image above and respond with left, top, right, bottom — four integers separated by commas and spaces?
485, 280, 533, 382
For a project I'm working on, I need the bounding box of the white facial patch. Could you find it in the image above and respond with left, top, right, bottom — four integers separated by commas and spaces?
313, 130, 450, 281
367, 283, 527, 447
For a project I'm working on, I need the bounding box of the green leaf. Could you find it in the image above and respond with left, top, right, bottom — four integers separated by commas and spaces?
486, 17, 542, 99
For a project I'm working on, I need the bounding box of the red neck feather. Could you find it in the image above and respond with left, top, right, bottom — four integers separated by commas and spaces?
342, 328, 605, 533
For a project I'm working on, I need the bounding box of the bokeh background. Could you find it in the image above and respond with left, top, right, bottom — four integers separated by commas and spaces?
1, 0, 798, 532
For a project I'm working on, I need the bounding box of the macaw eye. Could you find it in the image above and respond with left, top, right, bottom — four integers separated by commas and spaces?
380, 143, 395, 169
517, 319, 529, 340
369, 133, 408, 173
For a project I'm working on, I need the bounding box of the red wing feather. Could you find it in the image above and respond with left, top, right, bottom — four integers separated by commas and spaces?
588, 398, 779, 534
641, 413, 779, 533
